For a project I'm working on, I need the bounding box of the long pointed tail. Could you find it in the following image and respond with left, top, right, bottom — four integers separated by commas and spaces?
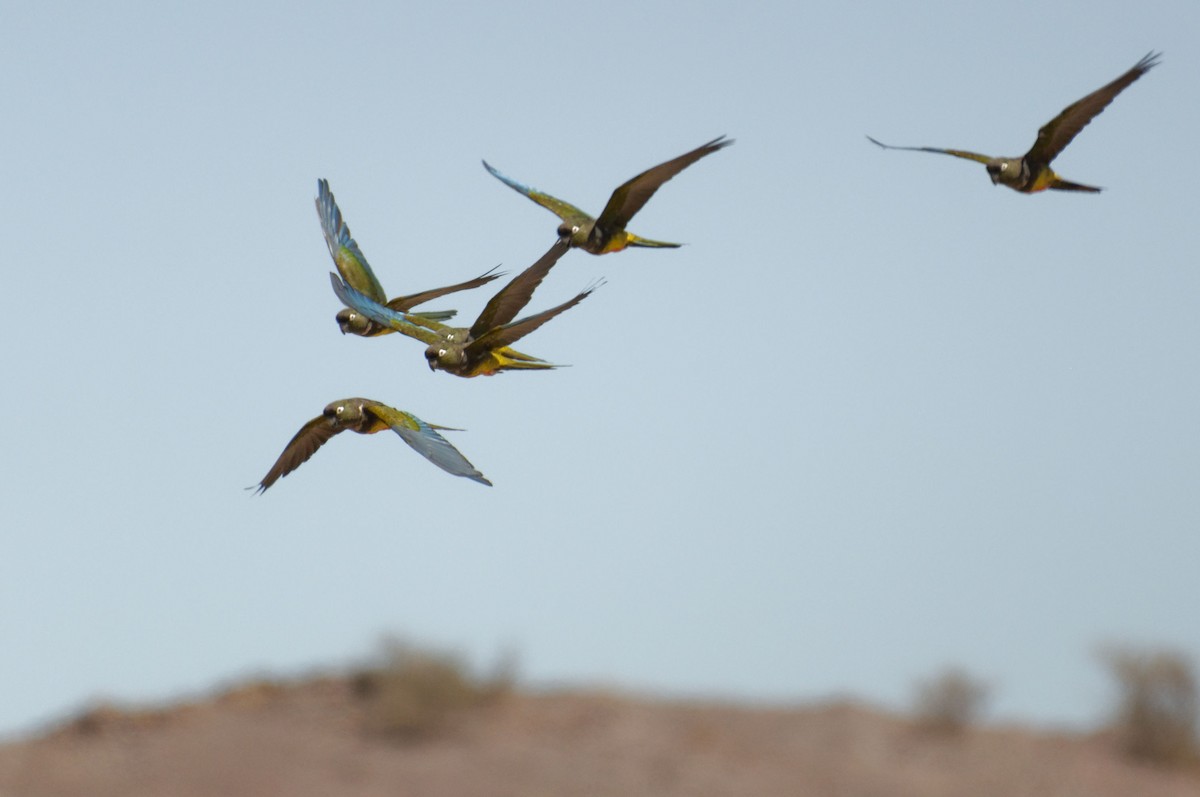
493, 354, 564, 372
410, 309, 457, 322
1049, 177, 1102, 193
626, 233, 682, 249
499, 347, 547, 363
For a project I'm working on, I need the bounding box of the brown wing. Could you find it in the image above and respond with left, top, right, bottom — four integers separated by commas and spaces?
1025, 51, 1160, 169
254, 415, 341, 493
468, 239, 570, 340
468, 280, 601, 354
388, 266, 505, 313
593, 136, 732, 239
866, 135, 994, 164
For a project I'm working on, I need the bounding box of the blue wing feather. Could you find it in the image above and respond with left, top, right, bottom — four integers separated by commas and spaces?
390, 417, 492, 486
316, 179, 387, 302
328, 272, 438, 344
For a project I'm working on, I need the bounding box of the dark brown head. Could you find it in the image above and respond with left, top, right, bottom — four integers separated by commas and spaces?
322, 399, 368, 429
985, 159, 1012, 186
336, 309, 374, 336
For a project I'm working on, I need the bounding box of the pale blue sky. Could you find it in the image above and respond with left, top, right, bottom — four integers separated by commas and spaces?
3, 0, 1198, 737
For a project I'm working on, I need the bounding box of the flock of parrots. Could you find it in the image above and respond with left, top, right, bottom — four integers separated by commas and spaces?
253, 51, 1160, 493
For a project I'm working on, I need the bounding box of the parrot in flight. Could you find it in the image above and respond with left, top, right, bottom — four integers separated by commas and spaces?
330, 239, 600, 377
482, 136, 733, 253
253, 397, 491, 493
867, 52, 1160, 193
317, 178, 502, 335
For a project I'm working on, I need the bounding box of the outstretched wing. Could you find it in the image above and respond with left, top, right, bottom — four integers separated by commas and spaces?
593, 136, 733, 236
316, 179, 388, 303
329, 273, 440, 345
389, 266, 506, 313
367, 403, 492, 486
254, 414, 341, 494
470, 279, 602, 354
866, 136, 993, 164
1025, 51, 1161, 169
469, 239, 570, 340
482, 160, 594, 227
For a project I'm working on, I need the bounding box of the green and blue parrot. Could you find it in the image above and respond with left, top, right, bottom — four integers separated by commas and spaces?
867, 52, 1160, 193
254, 398, 491, 492
317, 178, 503, 335
330, 239, 600, 377
482, 136, 733, 254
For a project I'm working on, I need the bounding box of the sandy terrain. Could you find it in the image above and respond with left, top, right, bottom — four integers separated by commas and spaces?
1, 676, 1196, 797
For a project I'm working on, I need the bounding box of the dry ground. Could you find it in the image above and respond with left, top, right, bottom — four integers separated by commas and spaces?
1, 676, 1197, 797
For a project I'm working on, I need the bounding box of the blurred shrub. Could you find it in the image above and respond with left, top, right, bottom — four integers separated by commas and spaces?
63, 699, 191, 737
1101, 646, 1198, 766
352, 636, 515, 740
912, 666, 989, 734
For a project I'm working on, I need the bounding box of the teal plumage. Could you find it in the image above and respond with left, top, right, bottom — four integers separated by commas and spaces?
317, 179, 502, 335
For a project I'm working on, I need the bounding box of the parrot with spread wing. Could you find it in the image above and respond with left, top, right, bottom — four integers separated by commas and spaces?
316, 178, 502, 335
867, 52, 1160, 193
330, 238, 598, 377
482, 136, 733, 253
253, 398, 491, 492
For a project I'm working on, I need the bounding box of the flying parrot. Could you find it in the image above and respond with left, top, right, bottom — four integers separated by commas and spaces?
316, 178, 502, 335
253, 397, 491, 492
867, 51, 1160, 193
482, 136, 733, 254
330, 238, 600, 377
